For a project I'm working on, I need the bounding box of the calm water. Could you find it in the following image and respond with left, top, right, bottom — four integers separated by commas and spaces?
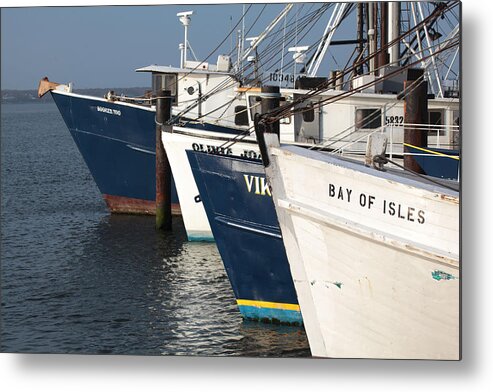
0, 102, 310, 357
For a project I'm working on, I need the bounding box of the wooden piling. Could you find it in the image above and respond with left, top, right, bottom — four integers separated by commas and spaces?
403, 78, 428, 174
155, 90, 172, 230
260, 85, 281, 137
254, 86, 281, 168
378, 2, 389, 68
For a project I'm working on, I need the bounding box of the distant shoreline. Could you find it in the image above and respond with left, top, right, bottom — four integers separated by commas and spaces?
2, 87, 150, 104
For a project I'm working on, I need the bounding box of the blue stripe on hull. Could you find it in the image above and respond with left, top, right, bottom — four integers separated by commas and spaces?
405, 145, 459, 180
238, 305, 303, 325
187, 150, 302, 325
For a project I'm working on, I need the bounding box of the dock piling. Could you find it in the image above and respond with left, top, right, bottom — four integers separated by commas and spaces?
404, 75, 428, 174
260, 85, 281, 137
156, 89, 172, 230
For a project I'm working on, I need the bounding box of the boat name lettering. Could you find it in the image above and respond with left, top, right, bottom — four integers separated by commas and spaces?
191, 143, 233, 155
240, 150, 260, 159
328, 183, 425, 224
244, 175, 271, 197
96, 106, 121, 116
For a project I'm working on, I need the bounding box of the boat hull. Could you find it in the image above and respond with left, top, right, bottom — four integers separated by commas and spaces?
51, 91, 243, 215
51, 90, 182, 214
187, 150, 302, 325
405, 144, 460, 180
162, 128, 262, 241
264, 135, 460, 359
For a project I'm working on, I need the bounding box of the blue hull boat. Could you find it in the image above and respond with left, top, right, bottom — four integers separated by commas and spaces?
187, 150, 302, 325
51, 91, 242, 214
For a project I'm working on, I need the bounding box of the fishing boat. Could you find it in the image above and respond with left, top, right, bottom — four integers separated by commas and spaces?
163, 1, 460, 241
178, 2, 460, 335
249, 17, 462, 355
38, 2, 459, 218
38, 9, 249, 215
187, 150, 302, 324
259, 129, 459, 359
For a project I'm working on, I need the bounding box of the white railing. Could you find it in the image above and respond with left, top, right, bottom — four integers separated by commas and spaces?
331, 122, 460, 162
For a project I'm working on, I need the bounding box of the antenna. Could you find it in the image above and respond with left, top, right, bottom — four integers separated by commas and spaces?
288, 46, 309, 87
288, 46, 309, 64
245, 36, 259, 47
177, 11, 194, 68
246, 37, 260, 85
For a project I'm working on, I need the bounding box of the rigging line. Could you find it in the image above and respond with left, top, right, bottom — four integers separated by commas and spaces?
172, 4, 314, 119
216, 92, 239, 122
259, 3, 321, 56
255, 5, 332, 73
264, 36, 459, 126
226, 3, 268, 59
263, 11, 459, 122
237, 4, 331, 82
307, 3, 355, 73
172, 4, 330, 121
186, 18, 452, 148
167, 4, 254, 94
300, 46, 458, 146
242, 4, 268, 42
323, 75, 429, 152
316, 75, 428, 152
207, 4, 328, 81
219, 126, 256, 150
400, 1, 458, 64
181, 22, 354, 127
316, 37, 459, 113
174, 1, 454, 124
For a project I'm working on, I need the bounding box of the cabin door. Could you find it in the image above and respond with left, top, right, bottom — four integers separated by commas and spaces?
294, 96, 322, 144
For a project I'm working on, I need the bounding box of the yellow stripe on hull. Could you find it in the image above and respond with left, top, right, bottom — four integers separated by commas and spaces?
237, 299, 300, 311
403, 143, 460, 160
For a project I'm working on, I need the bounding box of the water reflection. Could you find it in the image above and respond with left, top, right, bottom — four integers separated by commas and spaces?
1, 103, 310, 358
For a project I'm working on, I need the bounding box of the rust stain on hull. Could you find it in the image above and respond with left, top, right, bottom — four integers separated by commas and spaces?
103, 194, 181, 216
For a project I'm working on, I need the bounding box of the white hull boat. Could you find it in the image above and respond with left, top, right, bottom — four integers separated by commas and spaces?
262, 133, 460, 359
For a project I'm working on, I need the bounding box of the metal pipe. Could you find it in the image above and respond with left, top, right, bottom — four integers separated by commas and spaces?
368, 2, 376, 73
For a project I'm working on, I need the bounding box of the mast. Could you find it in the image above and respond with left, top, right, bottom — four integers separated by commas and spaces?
368, 2, 376, 73
388, 2, 401, 65
177, 11, 193, 68
356, 2, 364, 75
379, 2, 389, 67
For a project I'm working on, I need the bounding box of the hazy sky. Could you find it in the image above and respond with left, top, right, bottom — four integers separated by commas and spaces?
1, 4, 247, 89
1, 1, 461, 91
1, 1, 365, 90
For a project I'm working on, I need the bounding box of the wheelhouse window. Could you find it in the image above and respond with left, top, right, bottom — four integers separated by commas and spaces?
234, 105, 249, 126
355, 108, 382, 130
428, 109, 445, 143
429, 110, 443, 126
302, 103, 315, 123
